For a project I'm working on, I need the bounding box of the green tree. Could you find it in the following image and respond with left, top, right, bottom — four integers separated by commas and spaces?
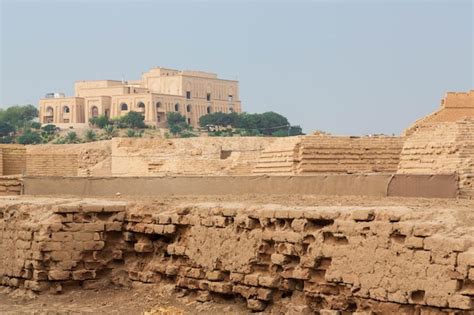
0, 121, 15, 137
166, 112, 189, 135
0, 105, 38, 129
119, 111, 145, 129
18, 129, 42, 144
41, 124, 58, 135
89, 115, 110, 129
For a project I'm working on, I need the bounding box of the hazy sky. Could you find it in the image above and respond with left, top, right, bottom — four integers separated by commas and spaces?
1, 0, 472, 135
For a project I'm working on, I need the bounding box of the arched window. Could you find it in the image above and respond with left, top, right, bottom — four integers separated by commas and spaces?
91, 106, 99, 118
175, 103, 180, 112
156, 102, 162, 109
207, 106, 212, 114
44, 107, 54, 123
63, 106, 70, 113
137, 102, 145, 109
229, 107, 234, 113
120, 103, 128, 111
186, 104, 191, 112
187, 118, 191, 125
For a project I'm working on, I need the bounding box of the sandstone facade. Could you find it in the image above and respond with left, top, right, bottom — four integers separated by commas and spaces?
38, 67, 241, 128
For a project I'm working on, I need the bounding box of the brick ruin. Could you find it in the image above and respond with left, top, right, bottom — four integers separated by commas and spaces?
2, 90, 474, 313
1, 198, 473, 313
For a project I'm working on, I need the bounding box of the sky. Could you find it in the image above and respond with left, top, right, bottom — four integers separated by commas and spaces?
0, 0, 472, 135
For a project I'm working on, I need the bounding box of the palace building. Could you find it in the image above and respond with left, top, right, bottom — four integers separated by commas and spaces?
38, 67, 242, 128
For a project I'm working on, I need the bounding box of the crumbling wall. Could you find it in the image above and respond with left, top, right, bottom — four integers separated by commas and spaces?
296, 135, 404, 174
0, 199, 126, 292
0, 145, 27, 176
1, 198, 472, 313
398, 120, 474, 198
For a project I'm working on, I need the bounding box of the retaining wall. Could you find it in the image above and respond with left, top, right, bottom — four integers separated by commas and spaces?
22, 174, 458, 199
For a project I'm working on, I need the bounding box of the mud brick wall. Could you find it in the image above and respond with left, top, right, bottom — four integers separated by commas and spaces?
253, 136, 302, 175
122, 205, 473, 313
405, 90, 474, 136
0, 177, 22, 196
0, 145, 27, 176
296, 136, 404, 174
26, 154, 79, 176
0, 200, 126, 292
111, 137, 274, 176
1, 199, 473, 313
398, 121, 474, 199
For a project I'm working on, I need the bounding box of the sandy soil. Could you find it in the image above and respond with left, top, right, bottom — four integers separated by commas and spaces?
0, 284, 249, 315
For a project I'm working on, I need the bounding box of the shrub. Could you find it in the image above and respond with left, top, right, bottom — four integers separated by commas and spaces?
125, 129, 142, 137
89, 115, 110, 129
118, 111, 145, 129
103, 125, 118, 139
65, 131, 79, 144
18, 129, 42, 144
84, 129, 97, 142
41, 124, 59, 135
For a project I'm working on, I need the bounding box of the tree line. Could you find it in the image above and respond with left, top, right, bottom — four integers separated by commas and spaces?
0, 104, 304, 144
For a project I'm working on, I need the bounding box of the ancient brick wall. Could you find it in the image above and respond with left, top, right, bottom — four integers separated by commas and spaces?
111, 137, 274, 176
0, 177, 22, 195
296, 135, 404, 174
253, 136, 302, 175
0, 200, 126, 292
405, 90, 474, 136
0, 145, 27, 176
398, 120, 474, 198
1, 199, 472, 312
24, 141, 111, 177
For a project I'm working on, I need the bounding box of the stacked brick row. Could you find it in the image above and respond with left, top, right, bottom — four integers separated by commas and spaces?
0, 201, 126, 292
398, 120, 474, 199
122, 205, 473, 313
0, 145, 26, 176
1, 200, 473, 312
25, 154, 79, 176
252, 136, 303, 175
0, 176, 22, 195
296, 136, 404, 174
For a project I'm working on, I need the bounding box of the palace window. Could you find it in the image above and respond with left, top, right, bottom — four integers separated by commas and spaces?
186, 91, 191, 99
186, 104, 191, 112
207, 93, 211, 101
121, 103, 128, 111
175, 103, 180, 112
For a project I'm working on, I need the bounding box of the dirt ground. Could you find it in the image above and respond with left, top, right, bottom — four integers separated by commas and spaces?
0, 284, 250, 315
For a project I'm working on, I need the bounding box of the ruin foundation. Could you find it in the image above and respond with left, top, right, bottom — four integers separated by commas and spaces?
1, 197, 473, 313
